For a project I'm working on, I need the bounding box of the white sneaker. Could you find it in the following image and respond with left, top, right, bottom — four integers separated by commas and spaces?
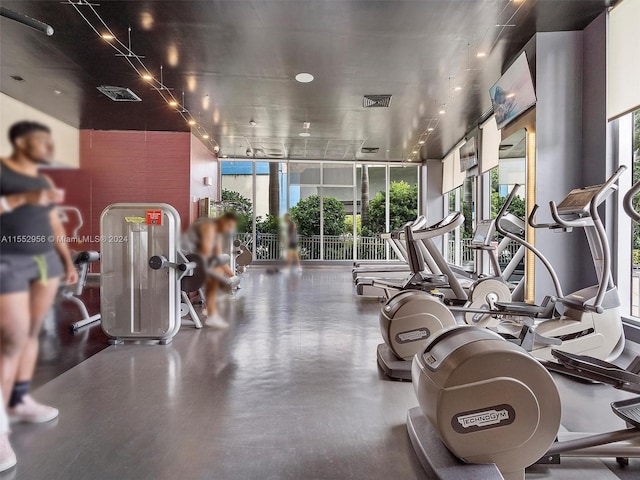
8, 395, 59, 424
0, 434, 16, 472
205, 315, 229, 329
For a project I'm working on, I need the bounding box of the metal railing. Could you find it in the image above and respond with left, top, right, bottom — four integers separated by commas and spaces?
235, 232, 387, 261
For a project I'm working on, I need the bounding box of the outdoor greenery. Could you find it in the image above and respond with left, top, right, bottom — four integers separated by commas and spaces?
256, 214, 280, 235
365, 181, 418, 235
290, 195, 347, 237
221, 189, 252, 233
489, 168, 526, 220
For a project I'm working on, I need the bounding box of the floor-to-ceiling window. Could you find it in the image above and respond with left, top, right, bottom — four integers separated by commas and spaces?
219, 160, 417, 262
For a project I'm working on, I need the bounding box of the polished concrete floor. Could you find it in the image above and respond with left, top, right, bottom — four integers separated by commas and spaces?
5, 267, 640, 479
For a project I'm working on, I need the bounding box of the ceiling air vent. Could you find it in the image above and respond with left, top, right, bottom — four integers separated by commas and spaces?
363, 95, 392, 108
361, 147, 380, 154
97, 86, 142, 102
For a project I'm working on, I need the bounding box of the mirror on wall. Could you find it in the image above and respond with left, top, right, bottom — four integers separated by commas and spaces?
485, 128, 527, 298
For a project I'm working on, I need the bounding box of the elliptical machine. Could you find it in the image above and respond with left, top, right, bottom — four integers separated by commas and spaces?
377, 211, 526, 380
383, 167, 626, 368
406, 172, 640, 480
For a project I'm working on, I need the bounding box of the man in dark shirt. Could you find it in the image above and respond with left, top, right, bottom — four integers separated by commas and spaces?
0, 121, 78, 471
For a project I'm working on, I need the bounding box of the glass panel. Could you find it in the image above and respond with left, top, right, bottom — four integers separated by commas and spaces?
446, 186, 461, 264
632, 111, 640, 316
355, 165, 388, 260
289, 162, 321, 185
389, 165, 419, 230
323, 163, 354, 185
490, 129, 527, 286
220, 160, 254, 233
289, 163, 321, 260
253, 161, 286, 260
460, 177, 476, 270
322, 186, 353, 260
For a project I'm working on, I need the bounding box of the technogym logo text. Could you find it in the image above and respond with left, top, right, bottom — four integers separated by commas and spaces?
395, 328, 430, 344
452, 404, 516, 434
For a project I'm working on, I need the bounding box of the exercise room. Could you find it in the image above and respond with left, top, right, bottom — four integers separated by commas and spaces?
2, 1, 640, 479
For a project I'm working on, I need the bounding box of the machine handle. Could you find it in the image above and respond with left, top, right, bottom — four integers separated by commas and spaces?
149, 255, 168, 270
527, 204, 561, 229
494, 184, 520, 235
179, 261, 197, 272
593, 165, 627, 205
623, 179, 640, 224
587, 165, 626, 311
495, 185, 564, 298
549, 201, 573, 228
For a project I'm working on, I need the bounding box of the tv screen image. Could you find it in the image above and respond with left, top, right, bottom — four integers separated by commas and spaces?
459, 137, 477, 171
489, 52, 536, 129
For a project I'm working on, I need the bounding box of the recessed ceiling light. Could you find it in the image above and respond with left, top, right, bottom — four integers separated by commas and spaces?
142, 74, 153, 81
412, 150, 418, 154
295, 73, 314, 83
439, 109, 446, 115
427, 127, 434, 132
476, 52, 487, 58
54, 90, 62, 95
202, 134, 209, 139
454, 86, 462, 91
168, 100, 178, 107
506, 93, 516, 99
419, 140, 425, 145
249, 119, 257, 126
101, 34, 114, 40
299, 132, 311, 137
188, 119, 196, 126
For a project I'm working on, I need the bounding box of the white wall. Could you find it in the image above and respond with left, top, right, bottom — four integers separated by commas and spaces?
0, 92, 79, 167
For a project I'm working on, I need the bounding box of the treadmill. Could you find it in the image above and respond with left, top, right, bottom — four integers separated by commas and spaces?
352, 216, 428, 280
356, 213, 465, 298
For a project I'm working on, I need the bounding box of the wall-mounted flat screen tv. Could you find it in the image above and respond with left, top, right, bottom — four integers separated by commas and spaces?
489, 52, 536, 129
459, 137, 477, 171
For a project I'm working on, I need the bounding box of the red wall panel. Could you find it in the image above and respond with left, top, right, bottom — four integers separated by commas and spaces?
44, 168, 92, 250
43, 131, 195, 265
189, 134, 219, 222
81, 130, 191, 237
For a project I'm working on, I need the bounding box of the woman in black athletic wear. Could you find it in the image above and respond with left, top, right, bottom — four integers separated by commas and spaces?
0, 121, 78, 471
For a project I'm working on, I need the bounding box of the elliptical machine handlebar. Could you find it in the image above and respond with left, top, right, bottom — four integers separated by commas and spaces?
528, 204, 565, 230
623, 179, 640, 224
495, 184, 565, 298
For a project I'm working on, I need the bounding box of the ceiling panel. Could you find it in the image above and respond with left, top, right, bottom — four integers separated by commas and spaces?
0, 0, 613, 161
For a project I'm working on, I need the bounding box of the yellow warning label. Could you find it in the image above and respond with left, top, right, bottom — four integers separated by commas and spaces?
124, 216, 146, 224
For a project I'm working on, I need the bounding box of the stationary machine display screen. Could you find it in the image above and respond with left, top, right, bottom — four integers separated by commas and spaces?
459, 137, 478, 171
556, 185, 600, 215
471, 220, 494, 245
489, 52, 536, 129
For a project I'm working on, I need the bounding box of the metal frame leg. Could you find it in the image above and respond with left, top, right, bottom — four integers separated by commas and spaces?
65, 293, 102, 331
182, 291, 203, 329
